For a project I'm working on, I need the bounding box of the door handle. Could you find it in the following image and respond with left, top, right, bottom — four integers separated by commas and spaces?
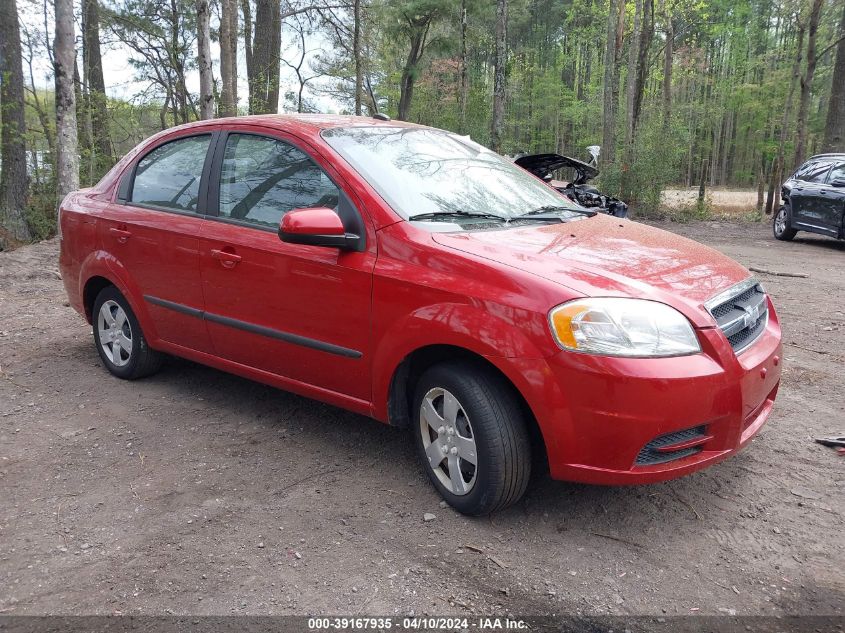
211, 248, 242, 268
109, 227, 132, 243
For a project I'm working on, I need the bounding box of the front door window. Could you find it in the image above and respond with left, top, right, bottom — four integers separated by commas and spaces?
218, 134, 340, 228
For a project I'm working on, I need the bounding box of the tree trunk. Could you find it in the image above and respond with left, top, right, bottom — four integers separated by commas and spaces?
625, 0, 654, 151
490, 0, 507, 153
662, 6, 673, 130
601, 0, 623, 164
54, 0, 79, 203
169, 0, 191, 124
0, 0, 32, 245
242, 0, 253, 98
196, 0, 214, 119
353, 0, 363, 115
159, 95, 170, 130
458, 0, 469, 133
633, 0, 654, 135
249, 0, 268, 113
764, 157, 778, 217
75, 58, 94, 185
793, 0, 824, 169
766, 17, 805, 214
82, 0, 113, 176
624, 0, 643, 152
397, 32, 423, 121
621, 0, 653, 201
611, 0, 625, 149
822, 0, 845, 152
219, 0, 238, 116
267, 1, 282, 113
249, 0, 281, 114
397, 13, 434, 122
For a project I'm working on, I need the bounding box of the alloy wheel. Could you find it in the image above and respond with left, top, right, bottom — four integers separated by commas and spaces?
774, 207, 788, 236
97, 300, 133, 367
419, 387, 478, 495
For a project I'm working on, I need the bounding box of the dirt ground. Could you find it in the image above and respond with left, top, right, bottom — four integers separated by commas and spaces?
0, 219, 843, 617
662, 188, 760, 214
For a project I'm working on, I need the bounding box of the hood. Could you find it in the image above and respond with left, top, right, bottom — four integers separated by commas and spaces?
514, 153, 599, 185
431, 216, 751, 326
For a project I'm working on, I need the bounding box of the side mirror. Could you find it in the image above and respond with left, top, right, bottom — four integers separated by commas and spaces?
830, 177, 845, 188
278, 207, 362, 250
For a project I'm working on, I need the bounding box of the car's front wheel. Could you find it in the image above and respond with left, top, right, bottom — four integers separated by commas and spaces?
92, 286, 163, 379
773, 203, 797, 241
412, 361, 531, 515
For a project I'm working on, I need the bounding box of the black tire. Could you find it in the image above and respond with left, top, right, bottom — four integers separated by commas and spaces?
92, 286, 163, 380
412, 361, 531, 516
773, 203, 797, 241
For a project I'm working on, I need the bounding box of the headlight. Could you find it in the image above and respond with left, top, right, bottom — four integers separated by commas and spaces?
549, 298, 701, 357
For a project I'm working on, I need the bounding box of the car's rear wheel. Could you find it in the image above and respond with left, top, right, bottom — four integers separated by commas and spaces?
412, 361, 531, 515
92, 286, 163, 379
773, 203, 797, 241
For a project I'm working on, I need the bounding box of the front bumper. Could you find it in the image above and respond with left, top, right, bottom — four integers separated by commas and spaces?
504, 301, 782, 485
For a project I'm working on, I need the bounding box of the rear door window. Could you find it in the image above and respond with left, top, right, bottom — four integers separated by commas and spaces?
131, 135, 211, 212
826, 163, 845, 183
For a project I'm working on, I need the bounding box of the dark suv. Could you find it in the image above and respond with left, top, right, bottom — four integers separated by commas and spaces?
774, 153, 845, 241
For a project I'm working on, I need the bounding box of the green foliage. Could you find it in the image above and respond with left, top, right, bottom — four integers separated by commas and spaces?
23, 186, 58, 241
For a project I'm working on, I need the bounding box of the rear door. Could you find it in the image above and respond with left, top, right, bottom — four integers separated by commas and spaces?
99, 133, 216, 352
790, 160, 835, 234
198, 129, 376, 402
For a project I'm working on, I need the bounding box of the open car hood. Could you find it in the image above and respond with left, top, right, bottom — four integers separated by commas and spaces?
514, 153, 599, 185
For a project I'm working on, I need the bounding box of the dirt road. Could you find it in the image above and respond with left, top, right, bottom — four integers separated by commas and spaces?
1, 220, 842, 616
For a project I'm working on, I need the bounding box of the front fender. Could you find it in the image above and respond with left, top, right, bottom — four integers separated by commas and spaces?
370, 302, 550, 421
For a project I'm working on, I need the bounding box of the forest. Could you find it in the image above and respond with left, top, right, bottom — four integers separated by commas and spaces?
0, 0, 844, 249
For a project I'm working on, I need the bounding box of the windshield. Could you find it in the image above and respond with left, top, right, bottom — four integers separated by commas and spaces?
321, 126, 583, 223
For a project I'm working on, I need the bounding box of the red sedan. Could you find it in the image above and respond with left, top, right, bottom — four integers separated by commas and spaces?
58, 115, 782, 515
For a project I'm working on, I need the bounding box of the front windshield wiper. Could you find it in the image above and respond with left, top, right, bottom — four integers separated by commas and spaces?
409, 210, 569, 224
518, 204, 598, 218
409, 211, 509, 222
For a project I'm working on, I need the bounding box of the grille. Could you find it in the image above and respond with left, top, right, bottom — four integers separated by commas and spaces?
727, 314, 767, 348
711, 286, 756, 318
705, 280, 768, 354
635, 425, 708, 466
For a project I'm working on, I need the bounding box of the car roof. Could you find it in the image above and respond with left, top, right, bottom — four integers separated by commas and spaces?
164, 113, 423, 135
807, 153, 845, 161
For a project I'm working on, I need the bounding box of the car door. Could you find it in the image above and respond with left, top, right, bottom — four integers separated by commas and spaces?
198, 129, 376, 402
790, 160, 834, 234
820, 162, 845, 236
99, 132, 216, 352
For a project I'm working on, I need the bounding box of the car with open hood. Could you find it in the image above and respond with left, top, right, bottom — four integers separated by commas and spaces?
514, 149, 629, 217
58, 115, 782, 515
